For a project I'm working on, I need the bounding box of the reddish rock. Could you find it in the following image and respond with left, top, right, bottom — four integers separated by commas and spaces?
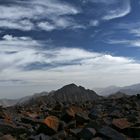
44, 116, 59, 131
112, 118, 132, 129
66, 105, 83, 117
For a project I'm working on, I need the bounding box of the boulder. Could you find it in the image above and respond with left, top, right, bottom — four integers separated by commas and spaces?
52, 130, 67, 139
44, 116, 59, 132
61, 106, 82, 123
78, 127, 96, 140
112, 118, 132, 130
29, 133, 51, 140
123, 127, 140, 138
99, 126, 127, 140
0, 122, 28, 136
75, 112, 90, 126
70, 128, 82, 136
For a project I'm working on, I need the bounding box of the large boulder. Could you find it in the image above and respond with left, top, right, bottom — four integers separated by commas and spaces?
98, 126, 127, 140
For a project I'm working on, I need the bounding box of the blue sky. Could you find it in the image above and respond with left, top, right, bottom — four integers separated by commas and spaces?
0, 0, 140, 98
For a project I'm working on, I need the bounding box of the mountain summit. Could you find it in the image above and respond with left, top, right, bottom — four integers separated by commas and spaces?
17, 84, 100, 106
48, 83, 100, 103
0, 84, 100, 106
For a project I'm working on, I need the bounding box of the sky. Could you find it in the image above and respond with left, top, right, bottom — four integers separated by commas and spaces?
0, 0, 140, 98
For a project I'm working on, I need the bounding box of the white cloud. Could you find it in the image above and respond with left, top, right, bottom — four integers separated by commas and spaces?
38, 22, 56, 31
0, 35, 39, 51
131, 40, 140, 47
130, 28, 140, 37
0, 0, 132, 32
108, 39, 140, 47
103, 0, 131, 20
83, 0, 131, 21
0, 0, 79, 20
0, 19, 34, 31
55, 18, 74, 28
38, 17, 85, 31
0, 0, 80, 31
0, 34, 140, 98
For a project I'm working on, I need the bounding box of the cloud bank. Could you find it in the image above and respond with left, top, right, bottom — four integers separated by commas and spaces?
0, 34, 140, 98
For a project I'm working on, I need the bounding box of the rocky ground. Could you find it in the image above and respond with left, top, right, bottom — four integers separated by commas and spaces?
0, 94, 140, 140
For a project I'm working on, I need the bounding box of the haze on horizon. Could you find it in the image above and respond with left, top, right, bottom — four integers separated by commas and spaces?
0, 0, 140, 98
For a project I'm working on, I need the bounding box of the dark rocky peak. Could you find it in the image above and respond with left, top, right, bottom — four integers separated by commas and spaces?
59, 83, 79, 91
16, 84, 100, 106
50, 83, 100, 103
55, 83, 97, 95
64, 83, 77, 88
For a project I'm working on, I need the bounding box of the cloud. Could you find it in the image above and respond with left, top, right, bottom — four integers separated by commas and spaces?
108, 39, 140, 47
102, 0, 131, 20
38, 17, 85, 31
0, 0, 79, 20
2, 35, 32, 41
113, 22, 140, 39
0, 19, 34, 31
89, 20, 99, 26
0, 34, 140, 95
82, 0, 132, 26
88, 0, 116, 4
0, 35, 42, 73
38, 22, 56, 31
0, 0, 132, 32
82, 0, 131, 21
130, 28, 140, 37
117, 22, 140, 30
0, 35, 39, 51
0, 0, 80, 31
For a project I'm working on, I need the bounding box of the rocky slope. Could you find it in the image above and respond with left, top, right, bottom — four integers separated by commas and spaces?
0, 84, 140, 139
0, 93, 140, 139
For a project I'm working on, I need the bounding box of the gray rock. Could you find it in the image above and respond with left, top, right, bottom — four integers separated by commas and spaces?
99, 126, 126, 140
29, 133, 51, 140
78, 127, 96, 140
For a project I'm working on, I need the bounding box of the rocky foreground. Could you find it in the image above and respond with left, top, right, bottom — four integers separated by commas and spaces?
0, 94, 140, 140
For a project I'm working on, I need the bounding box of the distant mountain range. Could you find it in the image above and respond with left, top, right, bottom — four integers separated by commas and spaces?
0, 99, 18, 107
0, 84, 100, 107
1, 83, 140, 107
0, 91, 49, 107
107, 91, 129, 99
95, 83, 140, 96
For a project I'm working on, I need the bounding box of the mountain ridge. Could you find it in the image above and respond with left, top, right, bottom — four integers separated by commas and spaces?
19, 83, 100, 106
1, 83, 140, 107
95, 83, 140, 96
0, 84, 100, 107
